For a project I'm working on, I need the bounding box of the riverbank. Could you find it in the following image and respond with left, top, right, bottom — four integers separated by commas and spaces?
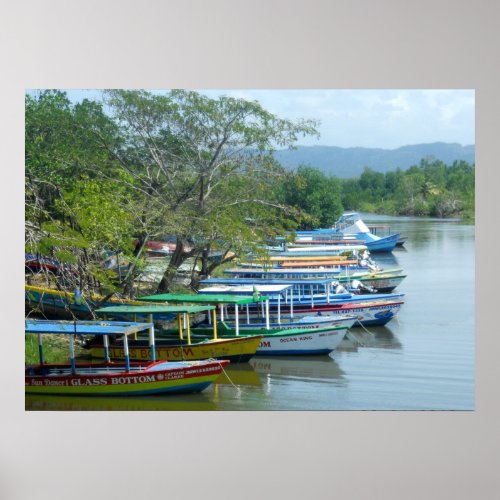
25, 333, 88, 364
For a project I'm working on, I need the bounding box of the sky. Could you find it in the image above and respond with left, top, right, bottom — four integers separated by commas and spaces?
49, 89, 475, 150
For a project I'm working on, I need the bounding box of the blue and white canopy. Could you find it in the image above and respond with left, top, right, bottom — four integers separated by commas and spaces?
198, 284, 293, 297
25, 319, 153, 336
25, 319, 157, 370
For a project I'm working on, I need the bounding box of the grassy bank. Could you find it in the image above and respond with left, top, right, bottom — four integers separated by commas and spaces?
25, 334, 89, 365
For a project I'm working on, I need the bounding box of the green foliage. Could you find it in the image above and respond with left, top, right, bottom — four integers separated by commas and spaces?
100, 90, 320, 290
59, 177, 135, 253
277, 165, 343, 229
340, 158, 474, 218
38, 221, 89, 252
25, 90, 75, 187
25, 91, 119, 194
25, 89, 320, 295
25, 90, 140, 297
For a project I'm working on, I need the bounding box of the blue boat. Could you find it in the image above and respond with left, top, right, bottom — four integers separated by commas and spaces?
200, 277, 403, 304
223, 266, 406, 293
198, 281, 405, 327
295, 212, 400, 253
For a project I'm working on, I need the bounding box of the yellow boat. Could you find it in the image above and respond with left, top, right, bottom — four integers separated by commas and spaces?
90, 304, 263, 363
89, 335, 262, 363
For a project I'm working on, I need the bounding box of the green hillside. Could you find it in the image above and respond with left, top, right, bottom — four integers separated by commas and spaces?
274, 143, 475, 177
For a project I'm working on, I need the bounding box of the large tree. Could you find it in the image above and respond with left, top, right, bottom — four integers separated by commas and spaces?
25, 91, 142, 299
101, 90, 319, 291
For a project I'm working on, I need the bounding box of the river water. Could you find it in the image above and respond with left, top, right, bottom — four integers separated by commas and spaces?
25, 214, 475, 411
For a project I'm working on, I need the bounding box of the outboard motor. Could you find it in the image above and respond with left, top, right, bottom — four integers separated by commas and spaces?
351, 279, 377, 294
359, 250, 381, 271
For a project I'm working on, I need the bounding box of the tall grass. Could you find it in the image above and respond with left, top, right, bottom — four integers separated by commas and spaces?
25, 334, 87, 364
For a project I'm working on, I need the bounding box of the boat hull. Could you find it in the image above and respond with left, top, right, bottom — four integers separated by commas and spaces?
89, 335, 262, 363
363, 233, 399, 253
241, 300, 403, 327
185, 325, 350, 356
25, 360, 228, 396
226, 315, 356, 330
293, 302, 402, 326
254, 327, 348, 355
25, 285, 174, 321
339, 274, 406, 292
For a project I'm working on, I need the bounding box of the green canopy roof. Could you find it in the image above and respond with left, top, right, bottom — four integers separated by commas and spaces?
139, 293, 268, 305
96, 304, 215, 316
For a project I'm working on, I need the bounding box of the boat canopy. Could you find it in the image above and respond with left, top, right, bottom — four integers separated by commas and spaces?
138, 293, 269, 305
139, 292, 280, 331
259, 255, 357, 262
96, 304, 215, 315
199, 284, 293, 297
197, 284, 295, 326
278, 260, 357, 268
201, 277, 339, 286
95, 304, 222, 343
278, 244, 367, 253
25, 319, 158, 371
334, 212, 370, 234
199, 278, 344, 306
25, 319, 152, 336
225, 267, 342, 276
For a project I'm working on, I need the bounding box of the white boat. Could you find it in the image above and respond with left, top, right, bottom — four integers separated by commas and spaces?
272, 243, 368, 256
138, 290, 355, 356
252, 326, 348, 355
198, 284, 404, 327
223, 267, 406, 293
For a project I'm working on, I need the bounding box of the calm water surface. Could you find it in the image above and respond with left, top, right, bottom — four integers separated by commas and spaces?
26, 215, 475, 411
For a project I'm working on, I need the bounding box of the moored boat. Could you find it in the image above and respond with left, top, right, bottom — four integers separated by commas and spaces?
223, 267, 406, 293
25, 285, 172, 321
270, 243, 368, 257
25, 319, 228, 396
332, 212, 400, 252
367, 225, 408, 247
192, 323, 351, 356
91, 304, 263, 363
138, 292, 355, 356
199, 278, 403, 305
25, 253, 66, 274
198, 284, 404, 327
294, 213, 400, 253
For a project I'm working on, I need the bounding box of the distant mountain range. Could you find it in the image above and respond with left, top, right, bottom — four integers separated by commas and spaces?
274, 142, 475, 178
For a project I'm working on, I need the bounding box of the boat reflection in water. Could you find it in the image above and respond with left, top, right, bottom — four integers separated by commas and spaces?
374, 251, 400, 268
338, 326, 402, 352
213, 362, 261, 387
25, 393, 217, 411
249, 355, 345, 382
